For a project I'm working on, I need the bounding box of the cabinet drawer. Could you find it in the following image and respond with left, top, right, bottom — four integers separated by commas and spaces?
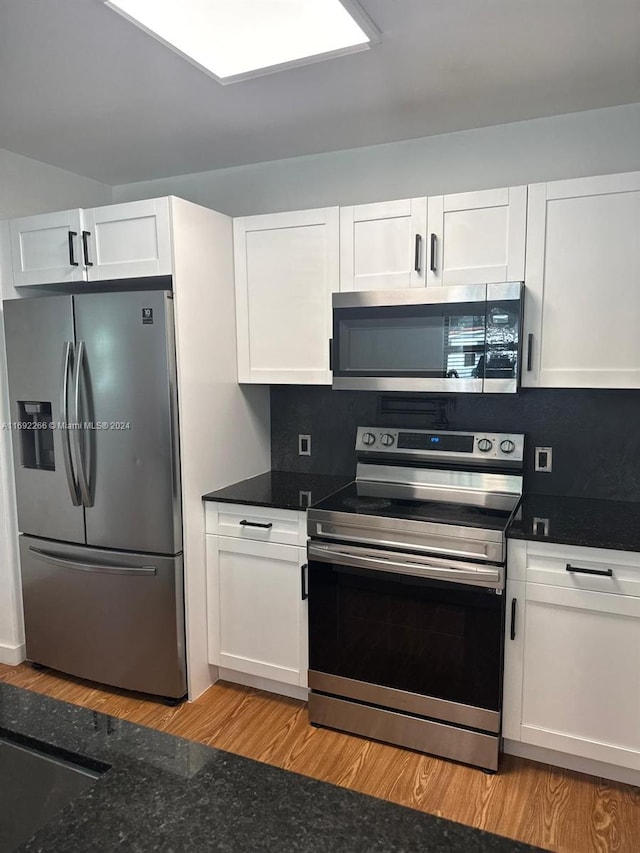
205, 502, 305, 546
525, 541, 640, 597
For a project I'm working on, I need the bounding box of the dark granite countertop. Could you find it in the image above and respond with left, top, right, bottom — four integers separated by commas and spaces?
508, 494, 640, 552
203, 471, 351, 511
0, 683, 547, 853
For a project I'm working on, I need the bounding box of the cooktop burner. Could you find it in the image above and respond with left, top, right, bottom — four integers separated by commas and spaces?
313, 482, 516, 532
342, 496, 393, 511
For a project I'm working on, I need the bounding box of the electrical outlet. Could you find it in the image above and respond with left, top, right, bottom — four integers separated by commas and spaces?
533, 517, 550, 537
298, 434, 311, 456
534, 446, 553, 472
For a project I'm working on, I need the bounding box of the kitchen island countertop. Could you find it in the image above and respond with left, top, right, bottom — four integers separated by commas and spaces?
0, 683, 546, 853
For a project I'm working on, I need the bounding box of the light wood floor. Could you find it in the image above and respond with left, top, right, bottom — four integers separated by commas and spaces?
1, 663, 638, 853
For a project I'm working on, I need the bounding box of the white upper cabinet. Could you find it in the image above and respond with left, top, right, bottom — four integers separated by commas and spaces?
426, 186, 527, 286
234, 207, 339, 384
8, 198, 172, 286
10, 209, 86, 286
82, 199, 172, 281
339, 198, 427, 290
524, 172, 640, 388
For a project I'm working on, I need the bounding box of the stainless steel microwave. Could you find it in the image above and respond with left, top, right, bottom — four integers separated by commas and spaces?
331, 282, 524, 393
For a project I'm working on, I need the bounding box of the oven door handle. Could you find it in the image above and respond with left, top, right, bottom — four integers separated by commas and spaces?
307, 542, 502, 587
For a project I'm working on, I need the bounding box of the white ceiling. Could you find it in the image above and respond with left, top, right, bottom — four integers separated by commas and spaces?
1, 0, 639, 186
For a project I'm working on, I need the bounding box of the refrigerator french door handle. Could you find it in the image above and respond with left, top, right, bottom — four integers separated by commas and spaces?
61, 342, 81, 506
28, 546, 156, 575
72, 341, 93, 507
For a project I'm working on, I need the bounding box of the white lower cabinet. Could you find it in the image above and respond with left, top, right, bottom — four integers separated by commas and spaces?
205, 503, 308, 692
504, 540, 640, 774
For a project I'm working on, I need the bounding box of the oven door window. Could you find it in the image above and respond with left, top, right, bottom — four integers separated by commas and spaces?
308, 561, 503, 712
332, 302, 487, 380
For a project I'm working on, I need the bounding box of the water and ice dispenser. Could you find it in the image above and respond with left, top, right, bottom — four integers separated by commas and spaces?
18, 401, 55, 471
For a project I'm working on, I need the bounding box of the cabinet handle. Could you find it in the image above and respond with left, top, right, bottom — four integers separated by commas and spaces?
566, 563, 613, 578
82, 231, 93, 267
239, 520, 273, 529
301, 563, 308, 600
429, 233, 437, 273
526, 333, 534, 372
68, 231, 79, 266
414, 234, 422, 273
329, 339, 333, 372
510, 597, 517, 640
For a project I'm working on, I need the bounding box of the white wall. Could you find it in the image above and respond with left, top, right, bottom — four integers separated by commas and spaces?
0, 147, 112, 664
113, 103, 640, 216
0, 147, 112, 218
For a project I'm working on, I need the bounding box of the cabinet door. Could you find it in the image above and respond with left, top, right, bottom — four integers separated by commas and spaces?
339, 198, 427, 291
518, 583, 640, 770
234, 208, 338, 384
426, 187, 526, 286
83, 198, 172, 281
9, 209, 86, 286
207, 536, 307, 686
524, 172, 640, 388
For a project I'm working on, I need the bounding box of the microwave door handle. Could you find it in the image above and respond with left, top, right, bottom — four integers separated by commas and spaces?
61, 342, 81, 506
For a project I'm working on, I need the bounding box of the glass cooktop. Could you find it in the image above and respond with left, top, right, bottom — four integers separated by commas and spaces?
311, 481, 518, 532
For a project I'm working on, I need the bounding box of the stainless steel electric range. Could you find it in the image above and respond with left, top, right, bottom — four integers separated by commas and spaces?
306, 426, 524, 772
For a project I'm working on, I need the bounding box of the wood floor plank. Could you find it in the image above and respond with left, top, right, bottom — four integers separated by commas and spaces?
1, 662, 639, 853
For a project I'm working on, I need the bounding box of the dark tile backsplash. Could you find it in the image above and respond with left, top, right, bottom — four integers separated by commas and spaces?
271, 386, 640, 502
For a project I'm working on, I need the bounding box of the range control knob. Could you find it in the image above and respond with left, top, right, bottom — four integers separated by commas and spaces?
477, 438, 493, 452
500, 439, 516, 454
361, 432, 376, 446
380, 433, 395, 447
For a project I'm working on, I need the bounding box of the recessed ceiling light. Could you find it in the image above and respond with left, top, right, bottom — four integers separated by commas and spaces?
104, 0, 379, 84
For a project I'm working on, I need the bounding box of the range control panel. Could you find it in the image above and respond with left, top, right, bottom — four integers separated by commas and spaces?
355, 427, 524, 464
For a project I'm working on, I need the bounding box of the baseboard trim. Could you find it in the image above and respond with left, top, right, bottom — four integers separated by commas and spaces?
0, 642, 26, 666
217, 668, 308, 702
503, 739, 640, 788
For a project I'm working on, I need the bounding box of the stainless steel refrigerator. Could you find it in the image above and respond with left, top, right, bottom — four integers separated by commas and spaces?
3, 289, 186, 699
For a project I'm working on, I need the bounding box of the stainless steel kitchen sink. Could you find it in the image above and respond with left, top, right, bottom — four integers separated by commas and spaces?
0, 735, 105, 852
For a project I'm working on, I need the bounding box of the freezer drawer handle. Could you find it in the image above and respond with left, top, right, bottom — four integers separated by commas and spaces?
72, 341, 93, 507
28, 546, 157, 575
239, 520, 273, 529
61, 342, 81, 506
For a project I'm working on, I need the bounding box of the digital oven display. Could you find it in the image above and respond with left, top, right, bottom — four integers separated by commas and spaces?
397, 432, 475, 452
